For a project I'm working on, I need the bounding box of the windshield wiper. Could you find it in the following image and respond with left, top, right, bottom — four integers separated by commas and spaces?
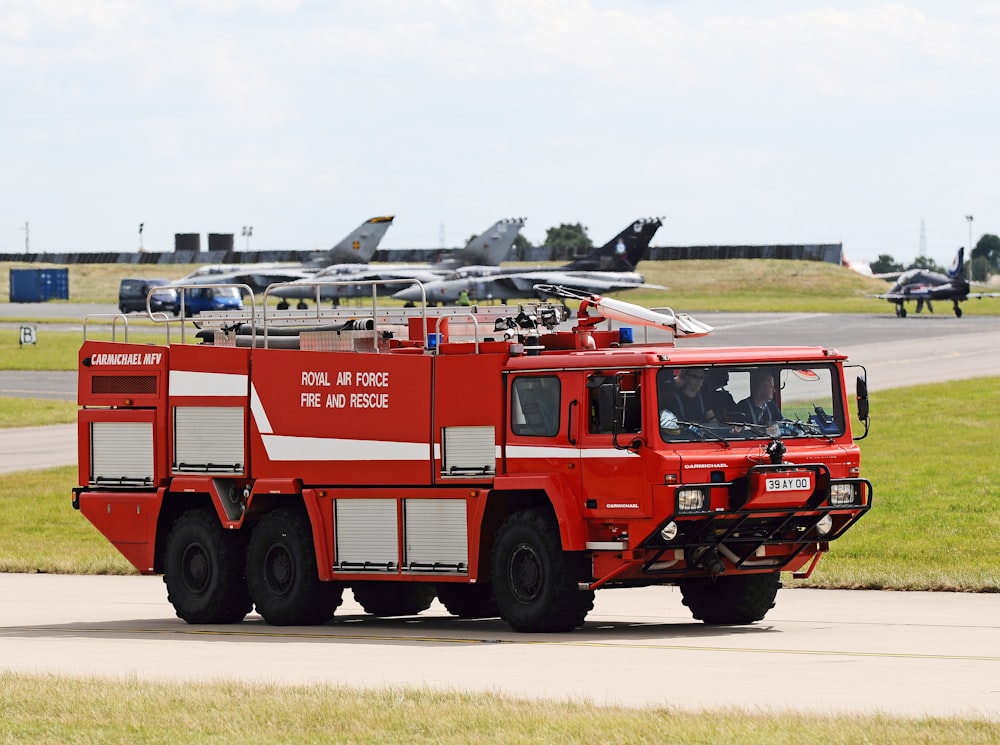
677, 420, 731, 447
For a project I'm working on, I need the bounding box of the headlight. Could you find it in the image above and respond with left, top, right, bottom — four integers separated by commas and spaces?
830, 483, 857, 506
676, 487, 706, 512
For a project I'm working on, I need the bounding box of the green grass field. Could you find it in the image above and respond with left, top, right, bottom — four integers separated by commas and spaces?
6, 257, 1000, 316
2, 674, 996, 744
1, 328, 165, 371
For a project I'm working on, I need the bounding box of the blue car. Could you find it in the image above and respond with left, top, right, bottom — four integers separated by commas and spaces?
177, 286, 244, 316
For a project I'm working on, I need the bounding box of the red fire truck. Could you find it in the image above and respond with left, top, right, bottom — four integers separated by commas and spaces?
73, 283, 872, 632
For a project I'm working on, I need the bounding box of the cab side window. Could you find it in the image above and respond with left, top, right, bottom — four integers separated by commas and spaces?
588, 374, 641, 434
511, 376, 560, 437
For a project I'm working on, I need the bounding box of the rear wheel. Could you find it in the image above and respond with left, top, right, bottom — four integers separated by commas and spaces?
491, 509, 594, 633
163, 507, 252, 624
679, 572, 780, 625
247, 508, 343, 626
352, 582, 436, 616
435, 583, 498, 618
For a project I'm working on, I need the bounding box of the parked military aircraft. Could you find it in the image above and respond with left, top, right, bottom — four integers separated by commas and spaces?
391, 217, 662, 305
172, 216, 396, 293
269, 217, 525, 307
873, 247, 1000, 317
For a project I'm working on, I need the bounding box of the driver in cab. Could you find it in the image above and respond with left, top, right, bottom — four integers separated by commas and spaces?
659, 368, 716, 430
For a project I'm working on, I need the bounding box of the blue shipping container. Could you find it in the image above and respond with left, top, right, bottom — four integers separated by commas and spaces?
9, 268, 70, 302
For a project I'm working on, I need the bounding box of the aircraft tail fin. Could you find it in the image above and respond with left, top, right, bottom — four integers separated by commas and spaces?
562, 217, 662, 272
315, 215, 395, 266
947, 247, 965, 280
446, 217, 525, 266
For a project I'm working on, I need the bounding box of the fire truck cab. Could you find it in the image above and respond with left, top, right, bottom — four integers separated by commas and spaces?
73, 283, 872, 632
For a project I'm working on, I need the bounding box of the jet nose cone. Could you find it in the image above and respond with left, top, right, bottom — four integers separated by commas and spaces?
392, 286, 422, 302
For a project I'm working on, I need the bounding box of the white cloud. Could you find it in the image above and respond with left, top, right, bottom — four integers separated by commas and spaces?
0, 1, 997, 263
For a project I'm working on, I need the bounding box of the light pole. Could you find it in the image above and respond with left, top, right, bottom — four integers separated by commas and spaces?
966, 215, 974, 256
20, 221, 29, 254
242, 225, 253, 250
139, 222, 145, 252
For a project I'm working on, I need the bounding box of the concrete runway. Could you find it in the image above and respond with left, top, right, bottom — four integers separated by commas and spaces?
0, 574, 997, 721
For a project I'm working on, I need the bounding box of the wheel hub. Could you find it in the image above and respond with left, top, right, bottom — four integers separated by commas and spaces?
180, 543, 211, 594
508, 543, 542, 603
264, 544, 295, 596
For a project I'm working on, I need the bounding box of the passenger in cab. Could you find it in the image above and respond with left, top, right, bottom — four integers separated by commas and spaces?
736, 370, 782, 426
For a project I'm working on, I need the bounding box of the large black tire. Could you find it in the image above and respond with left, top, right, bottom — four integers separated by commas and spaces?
679, 572, 781, 625
247, 508, 343, 626
352, 582, 436, 617
163, 507, 252, 624
435, 583, 499, 619
490, 509, 594, 633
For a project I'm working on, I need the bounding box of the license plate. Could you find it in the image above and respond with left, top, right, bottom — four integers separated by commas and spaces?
765, 474, 813, 492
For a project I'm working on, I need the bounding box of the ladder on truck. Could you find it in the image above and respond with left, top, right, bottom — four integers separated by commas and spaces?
185, 278, 571, 352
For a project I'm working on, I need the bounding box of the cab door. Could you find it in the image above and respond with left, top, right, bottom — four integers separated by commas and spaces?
503, 373, 577, 483
576, 371, 651, 520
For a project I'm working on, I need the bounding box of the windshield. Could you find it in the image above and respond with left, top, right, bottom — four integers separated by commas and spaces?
214, 287, 241, 299
657, 364, 843, 442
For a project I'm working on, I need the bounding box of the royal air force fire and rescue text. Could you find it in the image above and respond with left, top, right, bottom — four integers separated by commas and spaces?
299, 369, 390, 409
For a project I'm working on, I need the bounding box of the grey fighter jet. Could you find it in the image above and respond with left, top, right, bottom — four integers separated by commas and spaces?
172, 216, 395, 294
269, 217, 525, 307
392, 217, 662, 305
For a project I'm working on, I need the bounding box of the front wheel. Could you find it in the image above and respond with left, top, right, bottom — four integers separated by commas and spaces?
247, 508, 343, 626
679, 572, 780, 625
490, 509, 594, 633
163, 507, 252, 624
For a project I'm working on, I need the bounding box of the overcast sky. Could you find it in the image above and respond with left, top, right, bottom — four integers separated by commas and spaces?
2, 1, 997, 266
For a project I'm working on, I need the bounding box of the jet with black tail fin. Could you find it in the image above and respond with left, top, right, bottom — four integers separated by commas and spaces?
391, 217, 662, 305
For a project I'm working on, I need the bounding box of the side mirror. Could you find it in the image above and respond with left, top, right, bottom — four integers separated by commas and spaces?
856, 377, 869, 422
854, 376, 870, 441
